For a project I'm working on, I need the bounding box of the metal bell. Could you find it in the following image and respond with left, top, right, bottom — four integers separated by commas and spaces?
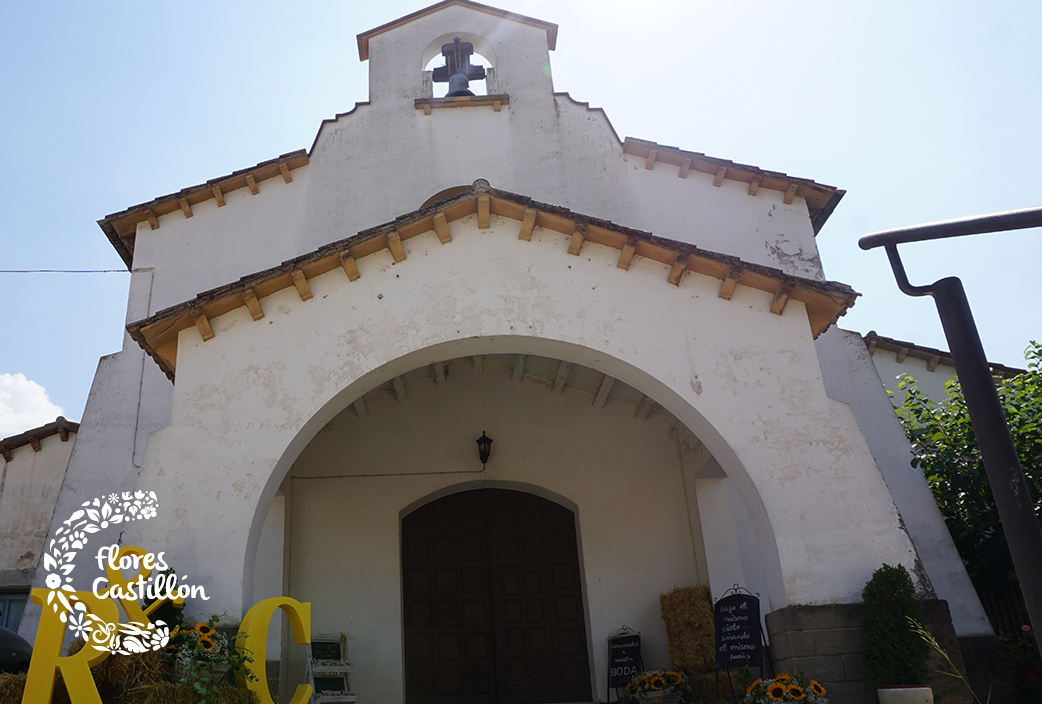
446, 72, 474, 97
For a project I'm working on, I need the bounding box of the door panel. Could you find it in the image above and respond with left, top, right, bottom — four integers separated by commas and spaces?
403, 489, 592, 704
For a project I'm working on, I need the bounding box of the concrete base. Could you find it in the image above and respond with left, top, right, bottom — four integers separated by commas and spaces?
877, 686, 934, 704
764, 600, 972, 704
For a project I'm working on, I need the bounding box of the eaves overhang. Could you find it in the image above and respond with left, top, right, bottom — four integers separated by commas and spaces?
356, 0, 558, 61
127, 181, 860, 381
863, 331, 1025, 379
623, 138, 844, 234
0, 416, 78, 461
97, 150, 310, 270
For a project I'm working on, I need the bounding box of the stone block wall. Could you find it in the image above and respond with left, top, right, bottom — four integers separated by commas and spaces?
765, 600, 973, 704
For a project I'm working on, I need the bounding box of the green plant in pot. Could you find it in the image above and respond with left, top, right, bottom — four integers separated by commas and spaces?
861, 563, 933, 704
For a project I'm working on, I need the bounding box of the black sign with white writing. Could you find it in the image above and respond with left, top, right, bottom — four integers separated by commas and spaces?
607, 634, 642, 688
714, 593, 761, 668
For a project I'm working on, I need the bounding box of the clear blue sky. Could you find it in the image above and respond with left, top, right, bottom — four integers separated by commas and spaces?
1, 0, 1040, 433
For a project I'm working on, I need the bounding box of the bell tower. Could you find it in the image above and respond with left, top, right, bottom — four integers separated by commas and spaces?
356, 0, 558, 104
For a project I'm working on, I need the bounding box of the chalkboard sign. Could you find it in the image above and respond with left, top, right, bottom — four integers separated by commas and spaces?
607, 633, 642, 688
311, 640, 344, 661
714, 593, 761, 668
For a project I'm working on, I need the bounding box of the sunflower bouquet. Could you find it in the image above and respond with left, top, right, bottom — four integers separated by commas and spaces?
166, 614, 256, 690
622, 669, 691, 702
739, 673, 829, 703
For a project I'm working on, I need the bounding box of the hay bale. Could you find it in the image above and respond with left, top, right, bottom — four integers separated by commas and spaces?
139, 682, 259, 704
660, 585, 715, 673
0, 672, 72, 704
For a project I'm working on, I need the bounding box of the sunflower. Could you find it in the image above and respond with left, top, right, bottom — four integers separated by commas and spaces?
195, 622, 215, 637
664, 671, 681, 686
766, 682, 788, 701
649, 675, 666, 690
746, 678, 763, 693
626, 682, 637, 696
198, 636, 216, 653
787, 683, 806, 700
809, 680, 826, 696
774, 673, 793, 683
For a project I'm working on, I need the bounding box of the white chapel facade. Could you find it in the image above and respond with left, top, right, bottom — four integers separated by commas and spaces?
29, 2, 990, 702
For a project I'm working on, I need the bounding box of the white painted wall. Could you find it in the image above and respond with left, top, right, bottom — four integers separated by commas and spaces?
0, 430, 75, 596
119, 213, 918, 634
815, 328, 991, 636
870, 346, 957, 407
127, 3, 824, 325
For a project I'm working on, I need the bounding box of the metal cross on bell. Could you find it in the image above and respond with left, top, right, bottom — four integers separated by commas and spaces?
432, 37, 486, 97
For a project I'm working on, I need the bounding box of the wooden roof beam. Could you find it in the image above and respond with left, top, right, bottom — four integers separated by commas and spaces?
190, 307, 214, 341
645, 149, 658, 170
713, 167, 727, 187
433, 212, 452, 244
340, 253, 360, 281
478, 193, 491, 229
783, 182, 798, 205
145, 209, 159, 230
279, 160, 293, 183
1, 447, 11, 462
211, 183, 226, 207
748, 176, 761, 197
291, 269, 313, 301
678, 157, 691, 179
393, 376, 407, 402
567, 223, 586, 256
432, 361, 446, 385
552, 360, 571, 395
635, 395, 655, 420
518, 207, 537, 241
242, 287, 264, 321
245, 173, 259, 195
667, 254, 689, 286
927, 355, 941, 372
594, 375, 614, 408
896, 347, 910, 363
387, 231, 406, 263
617, 236, 638, 270
770, 281, 795, 316
179, 197, 193, 219
719, 266, 742, 300
353, 398, 367, 418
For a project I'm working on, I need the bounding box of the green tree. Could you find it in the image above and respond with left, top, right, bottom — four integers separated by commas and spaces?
895, 342, 1042, 591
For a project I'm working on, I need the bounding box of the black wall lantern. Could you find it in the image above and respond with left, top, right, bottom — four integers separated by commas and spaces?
476, 431, 492, 466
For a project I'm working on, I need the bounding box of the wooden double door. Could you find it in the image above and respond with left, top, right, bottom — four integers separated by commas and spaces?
402, 489, 592, 704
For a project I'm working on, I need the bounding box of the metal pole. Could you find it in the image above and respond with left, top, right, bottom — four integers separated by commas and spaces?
930, 277, 1042, 654
860, 211, 1042, 657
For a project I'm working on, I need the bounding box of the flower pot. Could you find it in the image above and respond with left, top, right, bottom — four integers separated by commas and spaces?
876, 685, 934, 704
173, 658, 231, 687
634, 692, 681, 704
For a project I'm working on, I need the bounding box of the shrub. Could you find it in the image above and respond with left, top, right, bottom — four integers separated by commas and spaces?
861, 563, 930, 686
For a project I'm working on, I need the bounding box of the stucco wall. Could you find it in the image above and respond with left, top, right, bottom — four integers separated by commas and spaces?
815, 328, 990, 636
0, 431, 74, 590
119, 212, 918, 629
127, 4, 824, 322
870, 345, 957, 407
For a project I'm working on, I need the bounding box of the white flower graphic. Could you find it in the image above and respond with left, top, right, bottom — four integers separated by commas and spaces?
43, 490, 163, 650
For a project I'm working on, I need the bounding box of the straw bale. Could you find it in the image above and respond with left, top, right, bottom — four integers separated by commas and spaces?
659, 585, 714, 673
0, 671, 71, 704
138, 682, 259, 704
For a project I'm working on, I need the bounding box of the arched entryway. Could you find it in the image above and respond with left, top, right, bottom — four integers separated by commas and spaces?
402, 488, 592, 704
